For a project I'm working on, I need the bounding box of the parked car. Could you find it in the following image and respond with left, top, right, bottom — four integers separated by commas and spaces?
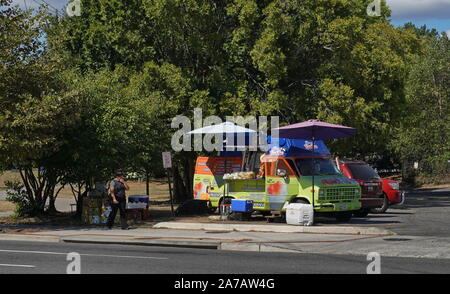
370, 178, 404, 213
336, 159, 384, 217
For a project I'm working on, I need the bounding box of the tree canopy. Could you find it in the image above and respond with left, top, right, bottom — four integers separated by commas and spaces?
0, 0, 448, 215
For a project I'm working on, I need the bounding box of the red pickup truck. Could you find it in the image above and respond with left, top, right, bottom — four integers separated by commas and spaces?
371, 178, 404, 213
336, 159, 384, 217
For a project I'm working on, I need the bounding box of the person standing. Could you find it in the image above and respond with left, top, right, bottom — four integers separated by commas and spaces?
107, 171, 130, 229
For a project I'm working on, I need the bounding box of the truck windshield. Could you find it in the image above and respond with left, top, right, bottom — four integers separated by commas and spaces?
347, 164, 380, 181
296, 158, 341, 176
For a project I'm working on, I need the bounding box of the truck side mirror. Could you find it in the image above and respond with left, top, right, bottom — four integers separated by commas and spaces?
277, 169, 287, 177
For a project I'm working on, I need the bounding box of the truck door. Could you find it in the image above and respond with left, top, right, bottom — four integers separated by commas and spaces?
266, 158, 299, 210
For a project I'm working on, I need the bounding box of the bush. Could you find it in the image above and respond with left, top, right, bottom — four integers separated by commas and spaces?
415, 174, 450, 186
5, 181, 43, 217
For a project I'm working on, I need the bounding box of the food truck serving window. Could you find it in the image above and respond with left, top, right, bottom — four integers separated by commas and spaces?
296, 158, 341, 176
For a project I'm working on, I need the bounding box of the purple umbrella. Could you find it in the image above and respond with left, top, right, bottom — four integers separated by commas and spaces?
272, 119, 356, 212
273, 119, 356, 140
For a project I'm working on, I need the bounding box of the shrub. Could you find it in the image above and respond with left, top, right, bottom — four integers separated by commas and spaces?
5, 181, 43, 217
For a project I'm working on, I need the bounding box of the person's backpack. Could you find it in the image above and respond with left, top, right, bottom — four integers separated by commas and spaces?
107, 179, 115, 197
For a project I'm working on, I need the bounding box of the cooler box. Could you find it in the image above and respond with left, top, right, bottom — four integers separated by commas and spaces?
231, 199, 253, 213
286, 203, 314, 226
127, 195, 149, 209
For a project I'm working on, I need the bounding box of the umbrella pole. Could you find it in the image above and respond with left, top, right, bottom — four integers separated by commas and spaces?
312, 137, 315, 210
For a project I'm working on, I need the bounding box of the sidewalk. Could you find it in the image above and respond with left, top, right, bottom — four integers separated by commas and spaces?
2, 222, 450, 259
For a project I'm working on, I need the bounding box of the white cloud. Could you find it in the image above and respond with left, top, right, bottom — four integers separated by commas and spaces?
446, 29, 450, 37
386, 0, 450, 19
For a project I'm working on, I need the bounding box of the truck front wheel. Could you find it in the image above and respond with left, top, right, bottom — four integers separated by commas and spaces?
335, 211, 352, 222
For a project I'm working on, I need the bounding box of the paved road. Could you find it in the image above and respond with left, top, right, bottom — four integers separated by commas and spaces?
0, 240, 450, 274
315, 187, 450, 237
0, 190, 8, 201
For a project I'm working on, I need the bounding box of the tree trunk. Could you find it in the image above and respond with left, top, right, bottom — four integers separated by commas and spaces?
183, 157, 194, 199
76, 190, 88, 219
146, 169, 150, 196
173, 166, 187, 203
47, 196, 57, 215
402, 158, 416, 187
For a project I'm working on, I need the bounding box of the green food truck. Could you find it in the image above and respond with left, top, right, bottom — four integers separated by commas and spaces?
193, 137, 361, 221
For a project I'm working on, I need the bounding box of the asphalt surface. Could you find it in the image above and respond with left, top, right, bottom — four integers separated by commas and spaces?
1, 240, 450, 274
314, 187, 450, 237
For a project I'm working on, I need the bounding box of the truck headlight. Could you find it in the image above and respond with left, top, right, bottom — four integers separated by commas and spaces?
388, 182, 400, 190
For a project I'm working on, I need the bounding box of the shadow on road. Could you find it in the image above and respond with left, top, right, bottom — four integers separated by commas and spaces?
381, 211, 413, 215
314, 215, 401, 225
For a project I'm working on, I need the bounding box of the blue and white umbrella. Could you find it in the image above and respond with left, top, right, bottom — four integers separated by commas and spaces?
187, 121, 257, 135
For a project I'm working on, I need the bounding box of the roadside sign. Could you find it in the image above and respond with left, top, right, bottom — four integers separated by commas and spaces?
162, 151, 175, 216
162, 152, 172, 169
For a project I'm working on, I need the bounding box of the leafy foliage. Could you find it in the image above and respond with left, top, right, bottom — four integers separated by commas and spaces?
5, 181, 42, 217
394, 34, 450, 176
0, 0, 448, 215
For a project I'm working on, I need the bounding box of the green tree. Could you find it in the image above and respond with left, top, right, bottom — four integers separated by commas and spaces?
0, 1, 72, 215
49, 0, 427, 201
395, 33, 450, 181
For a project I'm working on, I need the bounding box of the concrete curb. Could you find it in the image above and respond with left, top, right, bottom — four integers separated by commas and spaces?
60, 236, 220, 249
219, 242, 301, 253
153, 222, 395, 236
0, 233, 220, 249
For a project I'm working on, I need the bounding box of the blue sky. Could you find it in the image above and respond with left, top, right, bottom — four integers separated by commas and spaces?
10, 0, 450, 36
387, 0, 450, 35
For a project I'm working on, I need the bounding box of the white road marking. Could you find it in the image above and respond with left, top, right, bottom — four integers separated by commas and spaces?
0, 249, 168, 260
0, 263, 35, 268
81, 253, 168, 260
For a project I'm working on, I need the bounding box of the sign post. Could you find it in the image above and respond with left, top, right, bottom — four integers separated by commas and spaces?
162, 152, 175, 216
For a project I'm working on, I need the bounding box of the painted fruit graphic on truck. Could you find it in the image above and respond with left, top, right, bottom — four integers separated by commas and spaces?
267, 181, 287, 196
194, 182, 209, 200
194, 182, 203, 197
